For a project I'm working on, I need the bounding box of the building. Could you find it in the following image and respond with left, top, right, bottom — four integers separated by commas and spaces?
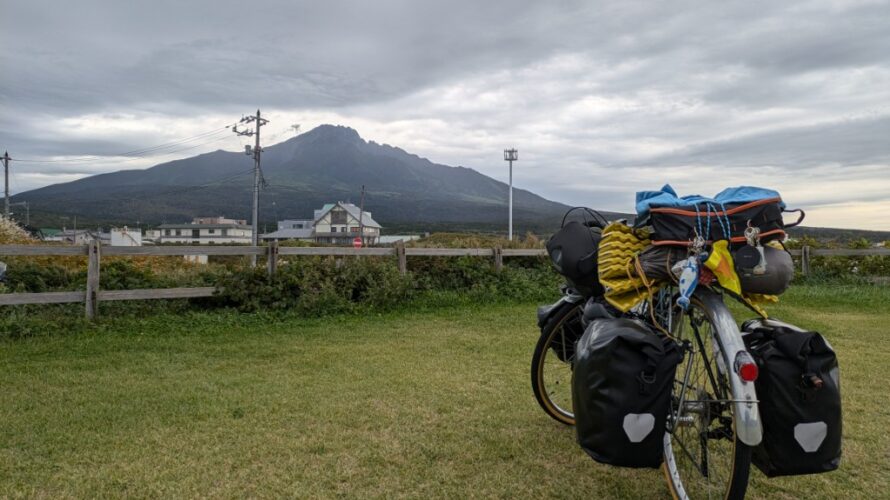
259, 219, 315, 241
261, 202, 382, 245
191, 216, 247, 225
110, 227, 142, 246
150, 217, 253, 244
313, 202, 382, 245
46, 229, 99, 245
39, 228, 62, 241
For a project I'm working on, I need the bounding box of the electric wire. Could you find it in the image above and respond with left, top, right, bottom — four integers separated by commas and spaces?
10, 125, 239, 163
8, 116, 271, 224
108, 167, 258, 205
11, 131, 232, 164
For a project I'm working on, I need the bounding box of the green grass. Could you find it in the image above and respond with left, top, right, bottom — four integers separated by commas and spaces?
1, 284, 888, 498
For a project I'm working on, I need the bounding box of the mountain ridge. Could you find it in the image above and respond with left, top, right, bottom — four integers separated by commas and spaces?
15, 124, 624, 231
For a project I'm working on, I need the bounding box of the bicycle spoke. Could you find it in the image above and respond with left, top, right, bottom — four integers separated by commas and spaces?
532, 303, 582, 424
663, 294, 749, 499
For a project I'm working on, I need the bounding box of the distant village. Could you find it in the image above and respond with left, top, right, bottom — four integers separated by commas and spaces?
43, 201, 420, 248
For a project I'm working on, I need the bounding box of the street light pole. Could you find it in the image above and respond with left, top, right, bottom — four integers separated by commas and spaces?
504, 148, 518, 241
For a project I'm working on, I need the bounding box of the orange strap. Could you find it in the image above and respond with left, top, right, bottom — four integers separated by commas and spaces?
652, 229, 787, 247
649, 197, 782, 217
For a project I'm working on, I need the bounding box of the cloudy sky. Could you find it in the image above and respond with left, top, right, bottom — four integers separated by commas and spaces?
2, 0, 889, 229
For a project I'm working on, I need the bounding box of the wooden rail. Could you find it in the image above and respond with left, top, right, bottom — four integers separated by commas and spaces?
0, 241, 549, 317
0, 243, 885, 317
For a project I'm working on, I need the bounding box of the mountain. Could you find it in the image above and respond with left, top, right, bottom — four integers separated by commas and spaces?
17, 125, 617, 232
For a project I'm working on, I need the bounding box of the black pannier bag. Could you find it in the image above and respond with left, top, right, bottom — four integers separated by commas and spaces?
546, 220, 604, 297
648, 198, 805, 247
742, 319, 842, 477
572, 318, 683, 468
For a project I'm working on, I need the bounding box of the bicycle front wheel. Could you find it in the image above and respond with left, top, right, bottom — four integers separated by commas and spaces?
531, 301, 583, 425
663, 295, 752, 500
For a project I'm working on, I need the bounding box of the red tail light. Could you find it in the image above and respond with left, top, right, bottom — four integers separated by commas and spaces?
735, 352, 759, 382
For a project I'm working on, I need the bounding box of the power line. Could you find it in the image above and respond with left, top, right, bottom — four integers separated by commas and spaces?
115, 167, 258, 226
9, 125, 238, 163
108, 167, 258, 205
10, 131, 232, 164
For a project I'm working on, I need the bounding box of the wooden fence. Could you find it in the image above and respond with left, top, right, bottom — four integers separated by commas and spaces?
0, 242, 886, 319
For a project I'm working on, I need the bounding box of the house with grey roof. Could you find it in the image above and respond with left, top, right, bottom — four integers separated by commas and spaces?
261, 202, 382, 245
149, 217, 252, 244
260, 219, 315, 241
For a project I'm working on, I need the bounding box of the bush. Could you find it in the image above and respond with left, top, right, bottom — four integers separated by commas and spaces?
215, 257, 414, 314
5, 262, 78, 292
215, 267, 301, 313
100, 260, 165, 290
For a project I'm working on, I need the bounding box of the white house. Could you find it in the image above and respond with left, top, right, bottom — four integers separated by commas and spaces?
152, 216, 253, 244
110, 227, 142, 246
312, 202, 382, 245
262, 202, 382, 245
49, 229, 98, 245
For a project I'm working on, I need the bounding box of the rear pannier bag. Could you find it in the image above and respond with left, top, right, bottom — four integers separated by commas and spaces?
742, 320, 842, 477
648, 198, 804, 247
572, 318, 683, 468
546, 220, 604, 297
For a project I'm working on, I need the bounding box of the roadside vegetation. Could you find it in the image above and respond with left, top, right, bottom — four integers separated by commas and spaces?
1, 219, 888, 497
1, 227, 887, 337
1, 284, 887, 498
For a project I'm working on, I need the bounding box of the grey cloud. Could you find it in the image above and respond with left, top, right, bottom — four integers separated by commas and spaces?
644, 114, 890, 168
2, 0, 889, 227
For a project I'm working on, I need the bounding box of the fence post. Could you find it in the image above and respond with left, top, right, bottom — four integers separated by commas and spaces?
493, 246, 503, 272
396, 241, 407, 275
266, 240, 278, 277
801, 245, 811, 277
85, 239, 100, 320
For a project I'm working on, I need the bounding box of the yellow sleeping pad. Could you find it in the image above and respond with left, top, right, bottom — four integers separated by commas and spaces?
597, 223, 657, 312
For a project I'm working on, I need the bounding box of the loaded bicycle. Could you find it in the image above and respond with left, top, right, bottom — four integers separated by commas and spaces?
531, 186, 841, 499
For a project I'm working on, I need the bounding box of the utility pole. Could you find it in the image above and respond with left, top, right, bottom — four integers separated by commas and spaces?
358, 185, 366, 246
504, 149, 518, 241
3, 151, 10, 219
233, 110, 269, 266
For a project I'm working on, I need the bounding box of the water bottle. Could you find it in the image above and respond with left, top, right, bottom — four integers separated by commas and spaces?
676, 257, 700, 310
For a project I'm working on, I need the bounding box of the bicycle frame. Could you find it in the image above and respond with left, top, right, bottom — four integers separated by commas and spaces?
695, 288, 763, 446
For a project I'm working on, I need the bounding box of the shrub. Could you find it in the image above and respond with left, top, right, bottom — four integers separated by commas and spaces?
214, 257, 413, 314
0, 216, 35, 244
100, 260, 165, 290
5, 262, 78, 292
215, 267, 301, 313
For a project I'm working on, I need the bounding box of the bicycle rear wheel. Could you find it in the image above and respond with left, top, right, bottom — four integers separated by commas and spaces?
531, 302, 583, 425
663, 296, 752, 499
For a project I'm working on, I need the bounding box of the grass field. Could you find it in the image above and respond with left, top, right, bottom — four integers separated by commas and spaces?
1, 284, 888, 498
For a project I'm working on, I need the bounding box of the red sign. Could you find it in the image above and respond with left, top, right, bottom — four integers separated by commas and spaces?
353, 237, 363, 249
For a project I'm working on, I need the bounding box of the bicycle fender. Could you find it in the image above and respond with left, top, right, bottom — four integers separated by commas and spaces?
698, 290, 764, 446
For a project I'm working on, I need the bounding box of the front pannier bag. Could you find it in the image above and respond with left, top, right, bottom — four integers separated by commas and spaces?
572, 318, 683, 468
742, 320, 842, 477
